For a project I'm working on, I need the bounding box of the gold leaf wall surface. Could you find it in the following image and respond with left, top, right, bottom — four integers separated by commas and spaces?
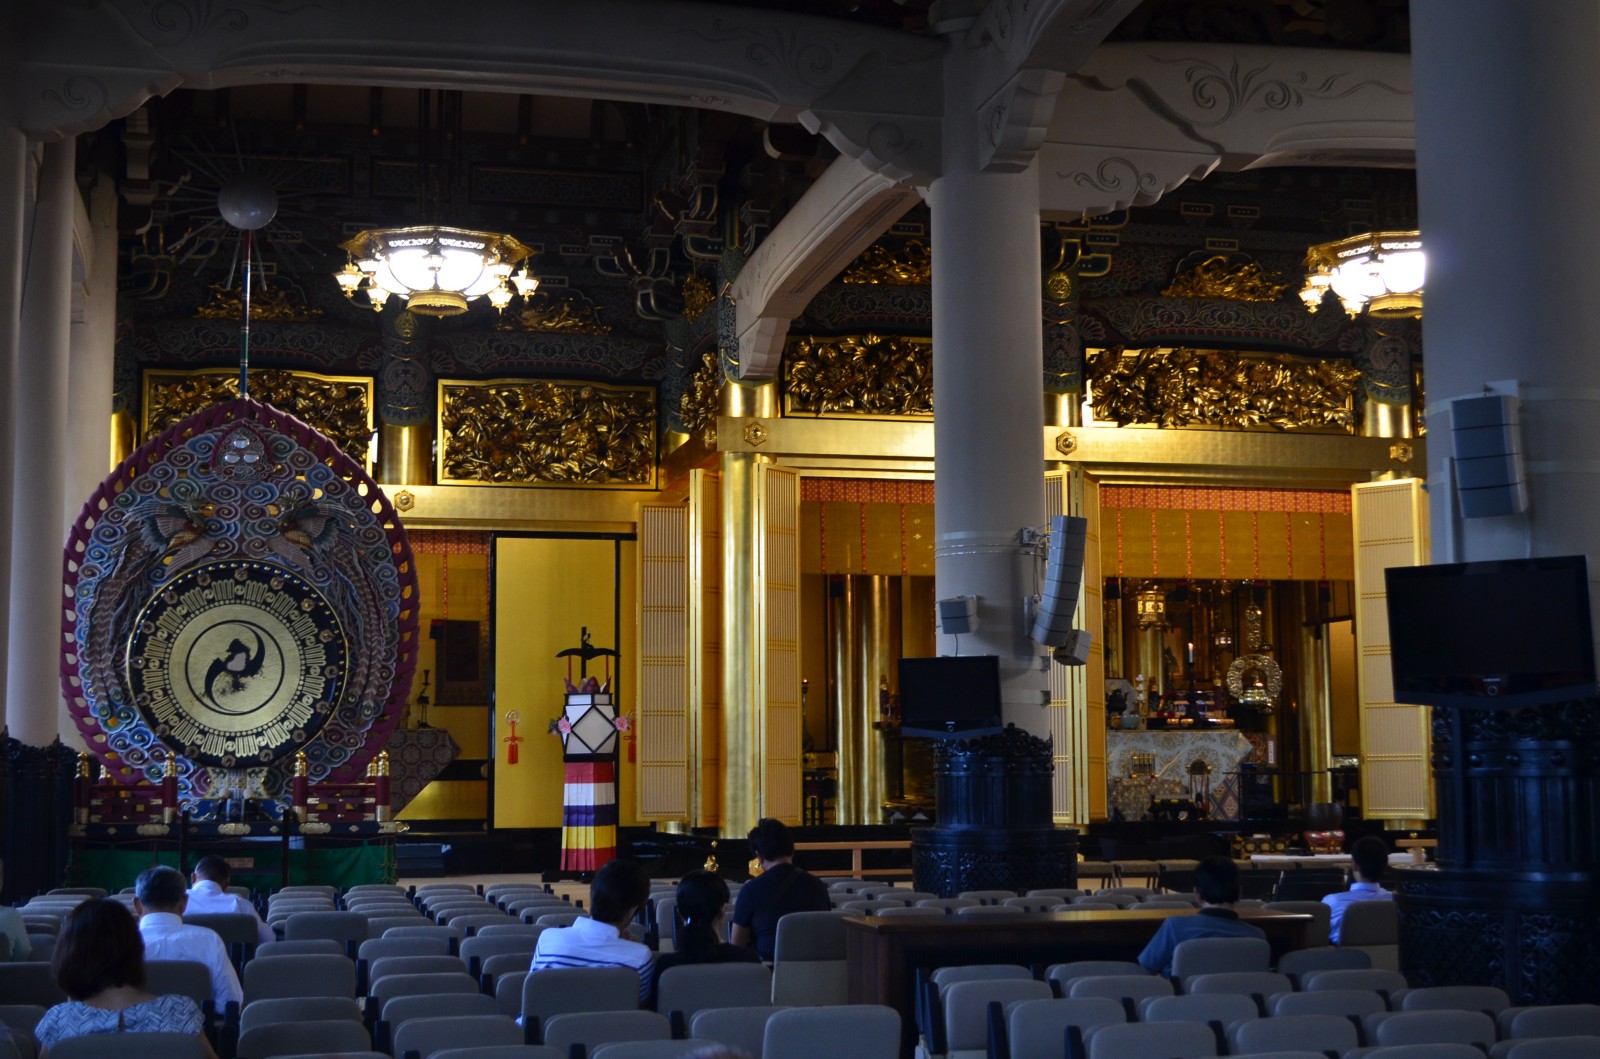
142, 368, 373, 468
438, 378, 656, 487
784, 334, 932, 418
1086, 347, 1360, 431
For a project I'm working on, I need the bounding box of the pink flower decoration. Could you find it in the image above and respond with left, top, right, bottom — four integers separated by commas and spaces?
612, 715, 631, 733
556, 717, 572, 735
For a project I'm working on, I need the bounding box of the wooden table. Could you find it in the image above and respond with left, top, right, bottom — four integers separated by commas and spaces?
845, 907, 1312, 1055
793, 839, 912, 879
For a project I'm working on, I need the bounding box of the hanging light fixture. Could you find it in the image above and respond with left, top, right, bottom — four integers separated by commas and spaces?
336, 226, 538, 317
1300, 230, 1425, 318
334, 89, 539, 318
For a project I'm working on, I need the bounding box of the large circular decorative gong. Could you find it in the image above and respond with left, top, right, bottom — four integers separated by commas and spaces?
126, 559, 349, 767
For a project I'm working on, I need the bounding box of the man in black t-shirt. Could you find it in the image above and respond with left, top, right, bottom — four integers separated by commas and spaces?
730, 818, 832, 961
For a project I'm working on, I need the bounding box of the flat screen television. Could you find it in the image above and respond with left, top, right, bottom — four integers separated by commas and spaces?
1385, 555, 1598, 707
898, 655, 1004, 738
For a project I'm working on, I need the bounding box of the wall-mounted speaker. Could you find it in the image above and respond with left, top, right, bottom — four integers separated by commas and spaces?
1031, 514, 1089, 647
1051, 629, 1093, 666
1452, 394, 1528, 518
937, 595, 979, 635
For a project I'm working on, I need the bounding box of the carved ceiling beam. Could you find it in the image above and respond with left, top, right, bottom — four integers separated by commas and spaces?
18, 0, 947, 180
731, 155, 921, 381
1038, 43, 1415, 218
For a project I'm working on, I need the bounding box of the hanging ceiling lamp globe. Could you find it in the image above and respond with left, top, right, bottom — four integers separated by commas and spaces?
1300, 230, 1425, 318
336, 225, 538, 317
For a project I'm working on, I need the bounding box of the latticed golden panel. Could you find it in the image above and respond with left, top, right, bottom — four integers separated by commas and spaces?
142, 369, 374, 470
437, 378, 656, 488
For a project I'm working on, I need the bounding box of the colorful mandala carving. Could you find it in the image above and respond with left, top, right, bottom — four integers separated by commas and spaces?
60, 397, 419, 813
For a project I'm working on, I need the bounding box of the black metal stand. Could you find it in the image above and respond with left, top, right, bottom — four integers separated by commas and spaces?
911, 724, 1078, 896
1396, 701, 1600, 1003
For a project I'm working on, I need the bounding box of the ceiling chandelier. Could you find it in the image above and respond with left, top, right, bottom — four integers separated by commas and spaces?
1299, 230, 1424, 318
335, 226, 538, 317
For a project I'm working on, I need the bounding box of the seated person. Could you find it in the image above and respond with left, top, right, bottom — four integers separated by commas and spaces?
532, 858, 654, 1005
184, 856, 273, 946
34, 898, 219, 1057
731, 818, 831, 962
133, 865, 243, 1013
647, 870, 760, 1010
1138, 854, 1266, 977
1324, 835, 1395, 944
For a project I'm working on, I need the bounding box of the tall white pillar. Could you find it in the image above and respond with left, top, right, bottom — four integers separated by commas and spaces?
0, 14, 24, 741
928, 81, 1049, 736
1412, 2, 1600, 570
8, 137, 77, 748
60, 178, 116, 747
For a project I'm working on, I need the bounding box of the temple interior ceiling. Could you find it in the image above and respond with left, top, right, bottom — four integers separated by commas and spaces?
100, 0, 1418, 452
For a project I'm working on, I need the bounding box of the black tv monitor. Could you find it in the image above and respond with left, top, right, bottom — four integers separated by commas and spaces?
898, 655, 1003, 738
1385, 555, 1598, 708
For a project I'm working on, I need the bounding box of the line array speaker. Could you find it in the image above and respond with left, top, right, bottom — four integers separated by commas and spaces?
1031, 514, 1089, 647
1452, 394, 1528, 518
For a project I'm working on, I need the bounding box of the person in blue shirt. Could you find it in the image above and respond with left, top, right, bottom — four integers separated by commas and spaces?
1323, 835, 1395, 943
1137, 854, 1266, 976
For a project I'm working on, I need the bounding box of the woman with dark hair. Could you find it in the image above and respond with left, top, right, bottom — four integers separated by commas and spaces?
646, 870, 760, 1010
34, 898, 217, 1057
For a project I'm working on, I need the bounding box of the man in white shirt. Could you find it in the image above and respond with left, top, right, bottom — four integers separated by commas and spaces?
185, 855, 273, 945
1323, 835, 1396, 944
134, 864, 244, 1012
531, 858, 653, 1004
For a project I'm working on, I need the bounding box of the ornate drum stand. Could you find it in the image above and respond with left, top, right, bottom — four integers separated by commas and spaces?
911, 725, 1078, 897
1396, 702, 1600, 1004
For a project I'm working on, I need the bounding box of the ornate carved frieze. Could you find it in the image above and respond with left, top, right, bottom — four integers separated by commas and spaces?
1161, 253, 1290, 302
783, 334, 932, 418
493, 291, 613, 335
682, 274, 715, 321
438, 378, 656, 487
1088, 296, 1350, 348
195, 284, 324, 321
1085, 346, 1360, 431
798, 284, 931, 331
840, 240, 931, 286
142, 368, 374, 468
678, 351, 723, 446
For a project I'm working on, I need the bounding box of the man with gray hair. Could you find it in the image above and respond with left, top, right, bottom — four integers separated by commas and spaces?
134, 864, 243, 1011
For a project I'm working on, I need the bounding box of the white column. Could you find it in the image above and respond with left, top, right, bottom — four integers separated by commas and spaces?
0, 15, 23, 740
1412, 2, 1600, 569
928, 63, 1050, 737
59, 178, 116, 746
7, 137, 77, 748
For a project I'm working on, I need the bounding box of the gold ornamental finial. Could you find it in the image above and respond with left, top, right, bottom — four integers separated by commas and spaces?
365, 758, 378, 778
377, 750, 390, 777
77, 753, 92, 779
294, 752, 308, 778
162, 757, 177, 778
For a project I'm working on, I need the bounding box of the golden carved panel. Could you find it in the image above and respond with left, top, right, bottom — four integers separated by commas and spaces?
438, 378, 656, 488
840, 240, 931, 285
682, 274, 715, 321
1161, 255, 1290, 302
679, 351, 722, 446
493, 290, 612, 335
783, 334, 932, 419
1086, 347, 1360, 432
194, 284, 324, 321
142, 369, 373, 468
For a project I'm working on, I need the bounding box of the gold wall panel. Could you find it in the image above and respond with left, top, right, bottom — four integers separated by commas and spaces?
783, 335, 933, 419
142, 368, 374, 470
636, 504, 691, 820
396, 780, 488, 822
1107, 508, 1355, 582
438, 377, 656, 488
805, 501, 935, 576
1086, 347, 1360, 431
762, 465, 803, 824
689, 470, 722, 828
1351, 478, 1433, 822
492, 537, 638, 829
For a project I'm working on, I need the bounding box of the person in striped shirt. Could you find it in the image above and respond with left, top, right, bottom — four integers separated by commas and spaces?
531, 858, 653, 1003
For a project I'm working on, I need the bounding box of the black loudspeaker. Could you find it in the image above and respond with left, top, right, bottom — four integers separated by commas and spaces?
937, 595, 978, 634
1452, 394, 1528, 518
1031, 514, 1089, 647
